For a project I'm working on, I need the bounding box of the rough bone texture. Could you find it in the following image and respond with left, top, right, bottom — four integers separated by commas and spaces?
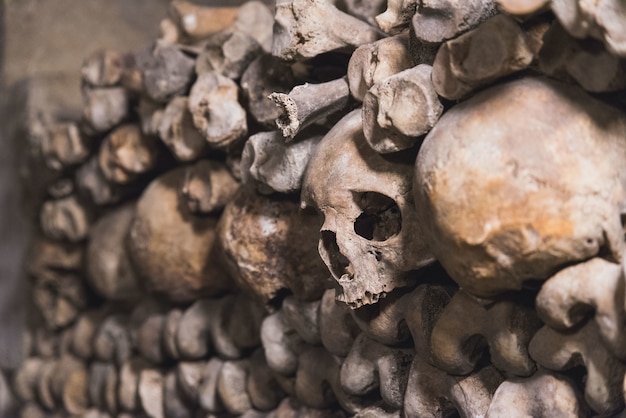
14, 0, 626, 417
414, 77, 626, 298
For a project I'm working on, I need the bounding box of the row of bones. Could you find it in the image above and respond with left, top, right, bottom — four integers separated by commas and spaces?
18, 0, 626, 416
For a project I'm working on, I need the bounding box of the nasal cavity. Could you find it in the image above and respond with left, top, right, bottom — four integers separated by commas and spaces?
320, 230, 351, 279
353, 192, 401, 241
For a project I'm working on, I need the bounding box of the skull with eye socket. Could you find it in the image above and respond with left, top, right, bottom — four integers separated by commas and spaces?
302, 109, 435, 308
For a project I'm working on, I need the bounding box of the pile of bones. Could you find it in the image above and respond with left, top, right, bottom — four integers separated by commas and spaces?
11, 0, 626, 416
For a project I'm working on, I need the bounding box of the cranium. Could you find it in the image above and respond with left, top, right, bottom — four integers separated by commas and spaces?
414, 77, 626, 298
302, 109, 434, 308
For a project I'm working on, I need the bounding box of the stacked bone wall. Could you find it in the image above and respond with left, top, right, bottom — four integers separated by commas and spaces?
6, 0, 626, 417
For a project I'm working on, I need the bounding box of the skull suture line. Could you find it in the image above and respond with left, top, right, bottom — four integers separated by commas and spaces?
414, 77, 626, 299
302, 109, 434, 308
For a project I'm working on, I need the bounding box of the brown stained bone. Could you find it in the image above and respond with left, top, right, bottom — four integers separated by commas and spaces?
158, 96, 207, 162
71, 309, 107, 360
261, 311, 305, 376
403, 357, 503, 418
138, 368, 165, 418
93, 315, 132, 366
413, 77, 626, 299
551, 0, 626, 57
75, 157, 123, 206
375, 0, 417, 35
169, 1, 239, 40
432, 14, 534, 100
86, 202, 142, 301
269, 77, 350, 140
247, 349, 286, 411
241, 130, 322, 195
128, 167, 232, 303
241, 55, 296, 128
281, 297, 321, 346
180, 159, 239, 214
118, 358, 149, 413
363, 64, 442, 153
486, 369, 589, 418
302, 110, 435, 308
163, 308, 183, 361
136, 43, 195, 103
82, 87, 129, 133
40, 122, 90, 171
98, 124, 159, 185
347, 34, 412, 102
273, 0, 383, 61
81, 49, 142, 92
32, 271, 87, 330
188, 72, 248, 150
217, 188, 327, 307
217, 360, 253, 415
195, 31, 263, 80
319, 289, 360, 357
536, 257, 626, 359
163, 370, 193, 418
411, 0, 497, 44
340, 333, 413, 409
430, 290, 541, 376
539, 21, 626, 93
39, 195, 91, 243
529, 321, 626, 415
198, 358, 225, 413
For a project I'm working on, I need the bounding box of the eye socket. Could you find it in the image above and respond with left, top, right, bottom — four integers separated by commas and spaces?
352, 192, 402, 241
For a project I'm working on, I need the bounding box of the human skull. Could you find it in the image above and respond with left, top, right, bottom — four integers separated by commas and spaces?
414, 77, 626, 298
302, 109, 434, 308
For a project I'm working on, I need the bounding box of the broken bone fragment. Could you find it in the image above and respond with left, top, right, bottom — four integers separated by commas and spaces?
269, 77, 350, 140
217, 188, 327, 306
